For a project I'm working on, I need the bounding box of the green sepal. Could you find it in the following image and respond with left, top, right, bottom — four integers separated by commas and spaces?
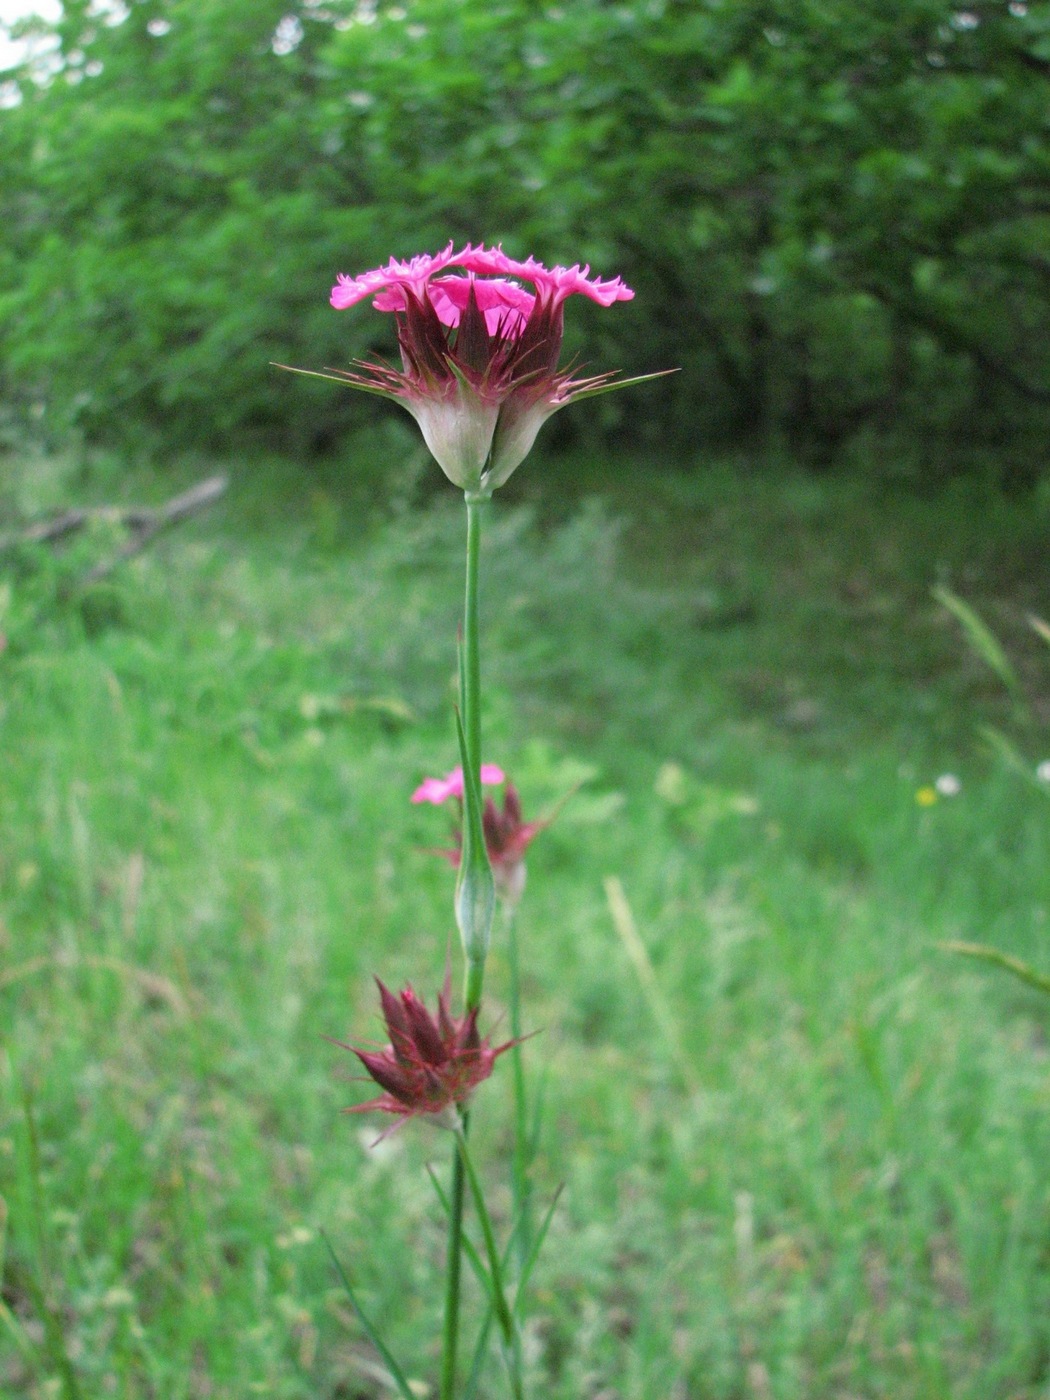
446, 353, 487, 406
564, 367, 679, 403
271, 362, 403, 401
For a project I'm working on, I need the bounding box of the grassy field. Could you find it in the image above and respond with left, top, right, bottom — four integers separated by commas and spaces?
1, 444, 1049, 1399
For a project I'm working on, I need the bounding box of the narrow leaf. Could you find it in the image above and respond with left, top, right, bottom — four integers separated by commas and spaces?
429, 1164, 544, 1400
455, 1132, 516, 1345
0, 1196, 35, 1366
513, 1183, 565, 1319
428, 1164, 530, 1294
528, 1061, 549, 1162
425, 1164, 488, 1285
462, 1309, 495, 1400
976, 725, 1038, 784
933, 585, 1021, 699
941, 941, 1050, 997
320, 1232, 420, 1400
426, 1166, 509, 1400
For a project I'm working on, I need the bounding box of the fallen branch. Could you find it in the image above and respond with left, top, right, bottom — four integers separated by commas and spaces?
0, 474, 228, 584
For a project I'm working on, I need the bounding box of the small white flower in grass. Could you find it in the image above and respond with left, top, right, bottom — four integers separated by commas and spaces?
1037, 760, 1050, 784
935, 773, 961, 797
275, 1226, 315, 1249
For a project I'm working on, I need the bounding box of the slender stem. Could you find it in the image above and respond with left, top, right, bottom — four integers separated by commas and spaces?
455, 1124, 524, 1400
442, 491, 490, 1400
462, 492, 489, 1015
504, 899, 532, 1266
439, 1142, 466, 1400
454, 1128, 516, 1344
465, 946, 486, 1015
463, 493, 484, 812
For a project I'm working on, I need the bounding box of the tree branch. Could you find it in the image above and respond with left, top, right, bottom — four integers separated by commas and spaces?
0, 474, 229, 583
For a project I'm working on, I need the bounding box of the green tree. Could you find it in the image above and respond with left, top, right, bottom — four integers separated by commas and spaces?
1, 0, 1047, 472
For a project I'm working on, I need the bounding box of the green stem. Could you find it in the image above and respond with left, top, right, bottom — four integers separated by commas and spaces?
464, 494, 484, 808
462, 491, 490, 1015
455, 1125, 524, 1399
504, 899, 532, 1266
465, 948, 486, 1017
442, 490, 491, 1400
439, 1141, 466, 1400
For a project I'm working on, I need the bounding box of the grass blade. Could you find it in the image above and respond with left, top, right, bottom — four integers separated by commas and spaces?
976, 725, 1040, 786
425, 1163, 504, 1400
941, 941, 1050, 998
453, 1133, 516, 1347
462, 1309, 495, 1400
427, 1162, 536, 1294
320, 1231, 420, 1400
604, 875, 701, 1095
0, 1194, 37, 1368
513, 1183, 564, 1320
19, 1088, 84, 1400
425, 1163, 488, 1286
528, 1061, 549, 1163
933, 585, 1022, 701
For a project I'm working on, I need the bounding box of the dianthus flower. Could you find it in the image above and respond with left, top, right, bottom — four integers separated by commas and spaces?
415, 767, 547, 905
334, 977, 514, 1130
293, 243, 665, 494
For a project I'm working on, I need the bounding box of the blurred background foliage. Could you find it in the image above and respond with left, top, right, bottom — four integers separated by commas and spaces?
0, 0, 1048, 479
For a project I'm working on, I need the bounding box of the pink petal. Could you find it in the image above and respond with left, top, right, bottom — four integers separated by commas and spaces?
428, 276, 536, 335
410, 764, 506, 805
371, 275, 535, 337
330, 242, 462, 311
453, 245, 634, 307
411, 774, 459, 805
331, 243, 633, 315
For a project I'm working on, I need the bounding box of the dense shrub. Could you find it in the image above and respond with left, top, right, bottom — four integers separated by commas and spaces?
1, 0, 1047, 474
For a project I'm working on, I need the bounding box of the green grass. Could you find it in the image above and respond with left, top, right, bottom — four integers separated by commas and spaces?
1, 445, 1049, 1399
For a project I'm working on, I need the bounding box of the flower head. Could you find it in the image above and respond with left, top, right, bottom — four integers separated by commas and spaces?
480, 782, 547, 903
334, 976, 514, 1131
291, 242, 666, 494
415, 766, 548, 905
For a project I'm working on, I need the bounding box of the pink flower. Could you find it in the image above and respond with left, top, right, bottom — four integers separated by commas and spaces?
419, 771, 547, 905
333, 977, 515, 1129
411, 764, 506, 805
311, 242, 664, 493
